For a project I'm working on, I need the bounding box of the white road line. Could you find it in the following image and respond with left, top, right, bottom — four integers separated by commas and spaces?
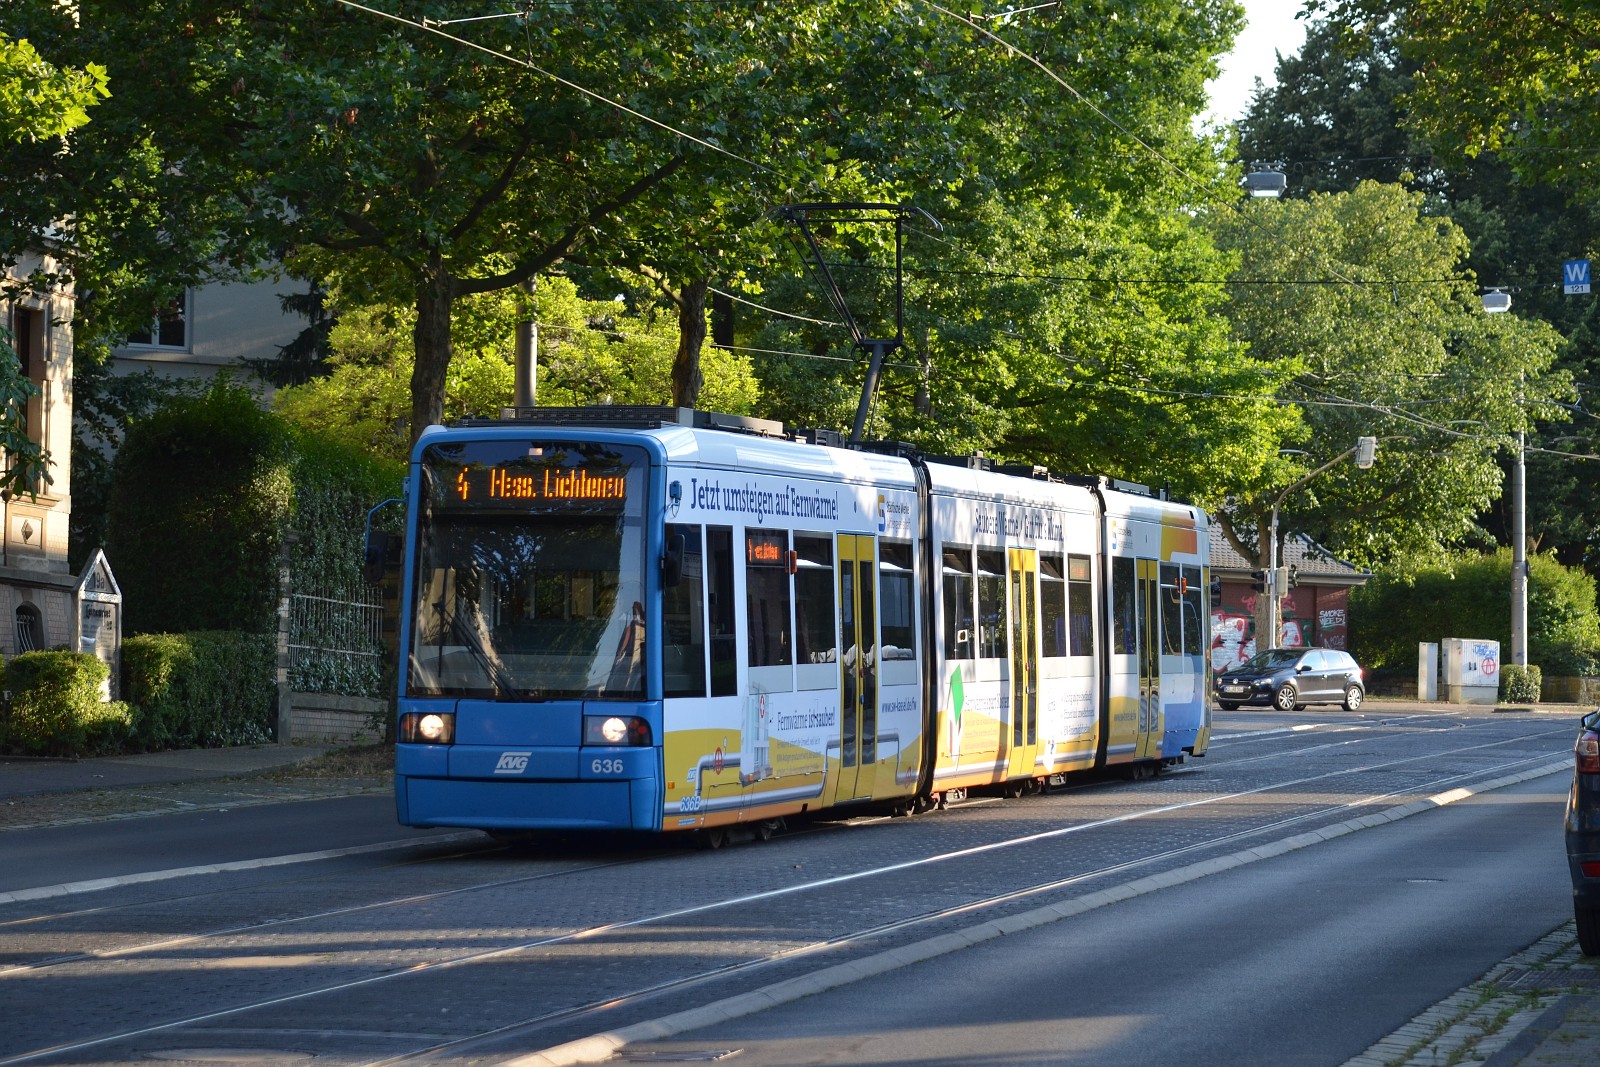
0, 833, 480, 905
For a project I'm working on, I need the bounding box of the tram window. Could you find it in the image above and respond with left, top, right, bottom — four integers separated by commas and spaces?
1160, 563, 1182, 655
1068, 553, 1094, 657
794, 534, 836, 662
1039, 555, 1067, 657
1111, 556, 1136, 655
707, 526, 737, 696
879, 541, 915, 659
1182, 564, 1204, 656
663, 524, 706, 698
746, 528, 792, 667
976, 550, 1006, 659
942, 546, 974, 659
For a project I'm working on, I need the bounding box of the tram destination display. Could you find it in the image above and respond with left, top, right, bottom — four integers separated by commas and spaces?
423, 441, 639, 513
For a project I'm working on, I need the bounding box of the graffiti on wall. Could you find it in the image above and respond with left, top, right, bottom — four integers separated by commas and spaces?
1210, 582, 1350, 674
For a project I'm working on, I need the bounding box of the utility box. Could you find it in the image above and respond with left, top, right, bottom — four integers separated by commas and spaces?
1441, 638, 1500, 705
1418, 642, 1439, 701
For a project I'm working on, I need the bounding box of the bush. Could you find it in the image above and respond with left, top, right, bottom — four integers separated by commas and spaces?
123, 632, 277, 747
1501, 663, 1542, 703
0, 651, 132, 756
1352, 549, 1600, 676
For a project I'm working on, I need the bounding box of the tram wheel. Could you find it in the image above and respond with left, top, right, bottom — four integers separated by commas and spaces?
694, 827, 729, 850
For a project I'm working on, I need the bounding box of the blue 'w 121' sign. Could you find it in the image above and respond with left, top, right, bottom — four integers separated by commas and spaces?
1565, 258, 1591, 295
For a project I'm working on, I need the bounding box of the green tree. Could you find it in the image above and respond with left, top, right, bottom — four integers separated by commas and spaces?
1237, 18, 1600, 575
275, 276, 759, 462
107, 382, 295, 635
1203, 182, 1572, 570
1312, 3, 1600, 199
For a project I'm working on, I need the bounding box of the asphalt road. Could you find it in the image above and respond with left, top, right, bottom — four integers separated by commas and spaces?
0, 704, 1580, 1067
622, 774, 1572, 1067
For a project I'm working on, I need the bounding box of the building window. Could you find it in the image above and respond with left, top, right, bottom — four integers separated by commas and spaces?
126, 293, 190, 349
15, 603, 43, 652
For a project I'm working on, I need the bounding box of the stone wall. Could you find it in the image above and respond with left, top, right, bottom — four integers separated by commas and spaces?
281, 691, 385, 743
1542, 676, 1600, 705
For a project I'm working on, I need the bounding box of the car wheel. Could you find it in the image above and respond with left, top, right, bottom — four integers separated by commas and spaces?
1343, 685, 1364, 712
1273, 684, 1299, 712
1579, 903, 1600, 957
1218, 701, 1239, 711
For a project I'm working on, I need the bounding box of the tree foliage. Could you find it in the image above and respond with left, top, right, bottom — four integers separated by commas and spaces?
1237, 16, 1600, 576
274, 275, 759, 462
0, 33, 106, 144
1312, 2, 1600, 199
1203, 181, 1571, 570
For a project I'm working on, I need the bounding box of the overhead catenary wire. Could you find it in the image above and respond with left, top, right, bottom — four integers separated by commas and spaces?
329, 0, 773, 174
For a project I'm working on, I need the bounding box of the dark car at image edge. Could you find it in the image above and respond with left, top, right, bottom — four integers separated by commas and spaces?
1215, 647, 1365, 712
1567, 709, 1600, 956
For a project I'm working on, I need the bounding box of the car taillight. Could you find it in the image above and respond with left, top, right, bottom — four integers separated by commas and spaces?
1577, 729, 1600, 774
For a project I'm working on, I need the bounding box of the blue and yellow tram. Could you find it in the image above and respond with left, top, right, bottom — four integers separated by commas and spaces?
390, 407, 1211, 836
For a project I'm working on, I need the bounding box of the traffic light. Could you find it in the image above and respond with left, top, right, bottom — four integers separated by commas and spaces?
1287, 564, 1299, 590
1249, 569, 1267, 593
1209, 574, 1222, 605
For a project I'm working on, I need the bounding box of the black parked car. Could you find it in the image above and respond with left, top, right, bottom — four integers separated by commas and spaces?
1567, 709, 1600, 956
1215, 647, 1365, 711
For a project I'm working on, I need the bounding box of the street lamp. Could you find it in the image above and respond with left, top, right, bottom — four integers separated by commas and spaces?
1480, 290, 1526, 666
1242, 162, 1287, 198
1264, 437, 1378, 648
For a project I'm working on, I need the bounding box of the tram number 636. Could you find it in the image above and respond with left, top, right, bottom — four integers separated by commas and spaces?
591, 758, 626, 775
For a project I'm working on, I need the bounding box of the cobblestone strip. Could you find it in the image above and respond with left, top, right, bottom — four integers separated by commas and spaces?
1340, 926, 1581, 1067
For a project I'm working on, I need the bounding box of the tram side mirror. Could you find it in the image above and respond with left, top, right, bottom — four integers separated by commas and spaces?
662, 531, 686, 588
363, 530, 395, 584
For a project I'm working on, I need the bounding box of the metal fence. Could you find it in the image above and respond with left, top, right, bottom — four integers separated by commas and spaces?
286, 584, 387, 697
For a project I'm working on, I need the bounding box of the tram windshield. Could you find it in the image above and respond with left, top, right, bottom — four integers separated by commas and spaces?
407, 439, 649, 700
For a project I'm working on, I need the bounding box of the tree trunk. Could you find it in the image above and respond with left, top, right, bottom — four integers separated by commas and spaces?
672, 277, 708, 409
1253, 514, 1274, 650
411, 257, 454, 442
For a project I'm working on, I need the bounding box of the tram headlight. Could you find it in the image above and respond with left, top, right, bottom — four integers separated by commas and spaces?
584, 714, 652, 746
399, 711, 455, 745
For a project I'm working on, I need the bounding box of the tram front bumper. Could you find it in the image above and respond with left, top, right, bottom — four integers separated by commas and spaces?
395, 743, 661, 832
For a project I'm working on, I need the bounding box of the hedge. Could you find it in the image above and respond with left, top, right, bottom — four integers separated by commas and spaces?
122, 632, 277, 748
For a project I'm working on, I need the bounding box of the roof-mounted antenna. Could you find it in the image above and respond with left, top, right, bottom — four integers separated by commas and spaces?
775, 203, 941, 446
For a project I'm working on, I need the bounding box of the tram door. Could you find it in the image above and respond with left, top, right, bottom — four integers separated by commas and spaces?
1135, 559, 1161, 759
834, 534, 878, 803
1006, 548, 1040, 779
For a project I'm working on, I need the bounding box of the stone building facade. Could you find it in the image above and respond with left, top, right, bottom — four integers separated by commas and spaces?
2, 248, 87, 660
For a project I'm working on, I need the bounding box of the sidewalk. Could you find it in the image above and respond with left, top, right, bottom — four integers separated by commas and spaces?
0, 742, 342, 800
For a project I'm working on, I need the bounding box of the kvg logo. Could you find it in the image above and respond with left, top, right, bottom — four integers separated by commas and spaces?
494, 751, 532, 774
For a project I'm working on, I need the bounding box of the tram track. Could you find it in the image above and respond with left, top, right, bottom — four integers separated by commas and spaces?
0, 725, 1573, 1067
